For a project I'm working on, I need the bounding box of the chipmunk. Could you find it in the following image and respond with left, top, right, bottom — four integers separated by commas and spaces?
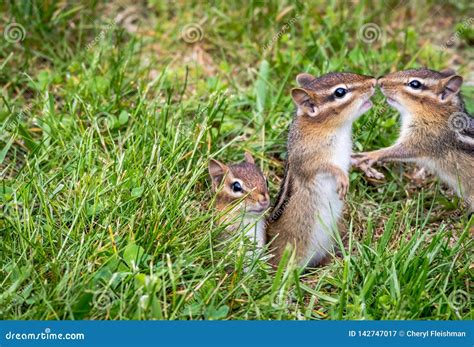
208, 152, 270, 248
352, 68, 474, 212
266, 72, 377, 267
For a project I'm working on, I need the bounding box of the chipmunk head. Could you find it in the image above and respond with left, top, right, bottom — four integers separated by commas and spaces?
377, 68, 464, 117
208, 152, 270, 216
291, 72, 376, 126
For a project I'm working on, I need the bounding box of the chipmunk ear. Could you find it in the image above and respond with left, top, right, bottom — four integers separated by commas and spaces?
291, 88, 318, 117
296, 73, 316, 88
244, 152, 255, 164
440, 68, 456, 76
208, 159, 228, 190
439, 75, 463, 101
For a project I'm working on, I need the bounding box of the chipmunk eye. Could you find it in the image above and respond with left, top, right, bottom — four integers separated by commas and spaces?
231, 181, 243, 193
334, 87, 347, 98
408, 80, 422, 89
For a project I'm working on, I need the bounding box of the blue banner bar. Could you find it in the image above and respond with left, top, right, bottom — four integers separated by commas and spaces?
1, 321, 472, 346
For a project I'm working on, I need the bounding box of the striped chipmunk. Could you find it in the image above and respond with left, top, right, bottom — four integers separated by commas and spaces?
266, 72, 377, 268
208, 152, 270, 248
353, 68, 474, 213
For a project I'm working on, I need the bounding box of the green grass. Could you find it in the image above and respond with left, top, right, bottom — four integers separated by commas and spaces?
1, 0, 473, 320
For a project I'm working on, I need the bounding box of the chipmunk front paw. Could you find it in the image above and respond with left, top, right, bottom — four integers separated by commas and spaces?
366, 167, 385, 179
336, 172, 349, 200
351, 152, 385, 179
351, 151, 379, 166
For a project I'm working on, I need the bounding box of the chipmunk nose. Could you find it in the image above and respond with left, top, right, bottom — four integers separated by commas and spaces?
377, 76, 385, 87
369, 77, 376, 88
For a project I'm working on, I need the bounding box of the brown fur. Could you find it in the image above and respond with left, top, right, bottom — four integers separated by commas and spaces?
266, 72, 376, 267
354, 68, 474, 211
209, 153, 270, 230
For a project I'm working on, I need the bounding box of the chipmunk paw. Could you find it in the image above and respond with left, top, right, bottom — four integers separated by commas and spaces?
336, 173, 349, 200
365, 166, 385, 179
351, 153, 384, 179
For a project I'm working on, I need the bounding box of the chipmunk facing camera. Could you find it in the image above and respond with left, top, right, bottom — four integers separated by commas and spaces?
208, 152, 270, 248
353, 68, 474, 212
266, 72, 377, 267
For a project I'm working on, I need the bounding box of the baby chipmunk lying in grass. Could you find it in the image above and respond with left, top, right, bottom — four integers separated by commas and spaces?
208, 152, 270, 248
353, 68, 474, 213
266, 72, 377, 268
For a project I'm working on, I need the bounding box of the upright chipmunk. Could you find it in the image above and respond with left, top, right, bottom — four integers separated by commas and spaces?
266, 72, 376, 267
208, 152, 270, 248
353, 68, 474, 212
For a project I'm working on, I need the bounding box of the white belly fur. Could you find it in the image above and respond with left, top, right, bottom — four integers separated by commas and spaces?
399, 111, 464, 196
307, 175, 343, 265
306, 126, 351, 265
417, 158, 461, 195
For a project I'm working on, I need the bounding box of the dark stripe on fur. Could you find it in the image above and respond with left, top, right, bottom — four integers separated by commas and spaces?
268, 161, 292, 223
